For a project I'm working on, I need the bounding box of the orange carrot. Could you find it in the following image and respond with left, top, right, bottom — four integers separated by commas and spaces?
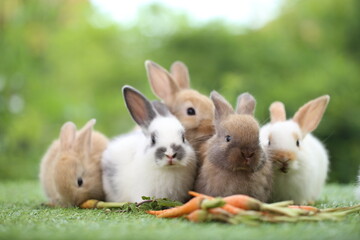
189, 191, 211, 199
146, 209, 168, 216
79, 199, 128, 209
147, 197, 204, 218
186, 209, 233, 223
208, 207, 234, 216
186, 209, 208, 222
224, 195, 298, 216
222, 204, 243, 214
223, 194, 262, 211
188, 191, 298, 217
188, 191, 242, 214
189, 191, 261, 211
80, 199, 100, 209
288, 205, 319, 213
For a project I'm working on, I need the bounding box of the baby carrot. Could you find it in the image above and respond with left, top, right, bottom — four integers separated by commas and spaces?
188, 191, 298, 217
146, 197, 217, 217
223, 194, 263, 211
188, 191, 211, 199
79, 199, 128, 209
208, 207, 233, 216
146, 209, 168, 216
148, 197, 204, 218
189, 191, 261, 211
188, 191, 242, 214
222, 204, 243, 214
186, 209, 208, 222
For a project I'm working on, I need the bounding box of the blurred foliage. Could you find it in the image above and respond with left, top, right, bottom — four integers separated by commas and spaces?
0, 0, 359, 183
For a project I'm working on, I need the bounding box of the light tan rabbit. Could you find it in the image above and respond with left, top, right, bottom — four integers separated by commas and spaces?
39, 119, 108, 207
145, 60, 215, 156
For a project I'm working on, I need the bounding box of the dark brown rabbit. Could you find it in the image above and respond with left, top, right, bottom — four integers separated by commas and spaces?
194, 91, 272, 202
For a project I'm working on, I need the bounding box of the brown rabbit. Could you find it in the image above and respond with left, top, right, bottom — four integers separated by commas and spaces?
39, 119, 108, 207
145, 60, 215, 155
194, 92, 272, 202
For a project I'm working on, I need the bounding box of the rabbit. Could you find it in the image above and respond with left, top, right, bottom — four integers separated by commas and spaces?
39, 119, 108, 207
101, 86, 197, 203
145, 60, 215, 157
259, 95, 330, 204
194, 91, 272, 202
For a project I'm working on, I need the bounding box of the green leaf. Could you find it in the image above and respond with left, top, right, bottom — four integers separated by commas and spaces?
156, 198, 182, 208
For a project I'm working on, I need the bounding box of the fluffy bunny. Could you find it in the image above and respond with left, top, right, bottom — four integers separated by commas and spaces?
194, 91, 272, 202
39, 119, 108, 207
145, 60, 215, 156
102, 86, 197, 203
260, 95, 330, 204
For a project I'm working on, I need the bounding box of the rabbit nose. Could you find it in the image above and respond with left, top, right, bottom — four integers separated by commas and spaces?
165, 153, 177, 160
241, 151, 255, 164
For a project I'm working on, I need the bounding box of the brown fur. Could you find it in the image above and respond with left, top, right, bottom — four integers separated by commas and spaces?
39, 119, 108, 207
146, 61, 215, 158
270, 150, 297, 173
170, 61, 190, 89
170, 90, 215, 151
194, 92, 273, 202
271, 150, 296, 162
236, 93, 256, 115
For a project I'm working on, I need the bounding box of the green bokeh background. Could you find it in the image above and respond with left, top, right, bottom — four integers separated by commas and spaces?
0, 0, 359, 183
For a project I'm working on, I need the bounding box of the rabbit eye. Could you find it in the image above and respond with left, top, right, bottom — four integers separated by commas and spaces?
225, 135, 231, 142
77, 178, 83, 187
187, 107, 196, 116
182, 133, 185, 143
151, 133, 156, 146
296, 139, 300, 147
268, 140, 271, 146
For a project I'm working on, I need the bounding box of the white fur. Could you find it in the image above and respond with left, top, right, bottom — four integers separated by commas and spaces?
260, 121, 329, 204
102, 115, 197, 202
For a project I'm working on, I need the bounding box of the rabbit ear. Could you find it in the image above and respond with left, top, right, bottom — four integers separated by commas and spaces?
60, 121, 77, 151
152, 100, 170, 117
170, 61, 190, 89
293, 95, 330, 136
123, 85, 157, 129
236, 92, 256, 115
145, 60, 180, 104
75, 119, 96, 153
210, 91, 234, 124
270, 101, 286, 123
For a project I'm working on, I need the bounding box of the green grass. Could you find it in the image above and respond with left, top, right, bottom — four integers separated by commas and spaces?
0, 181, 359, 240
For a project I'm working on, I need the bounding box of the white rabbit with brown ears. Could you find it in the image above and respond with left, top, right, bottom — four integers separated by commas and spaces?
102, 86, 197, 203
260, 95, 330, 204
